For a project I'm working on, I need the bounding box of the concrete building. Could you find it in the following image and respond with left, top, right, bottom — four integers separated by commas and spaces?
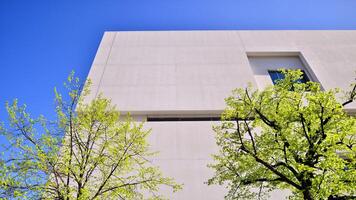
86, 30, 356, 199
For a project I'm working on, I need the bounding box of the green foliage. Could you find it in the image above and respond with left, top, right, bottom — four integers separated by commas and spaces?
208, 70, 356, 200
0, 71, 181, 199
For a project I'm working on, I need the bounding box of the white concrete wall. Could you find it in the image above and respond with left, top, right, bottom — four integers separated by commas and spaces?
86, 30, 356, 199
88, 30, 356, 114
146, 121, 224, 199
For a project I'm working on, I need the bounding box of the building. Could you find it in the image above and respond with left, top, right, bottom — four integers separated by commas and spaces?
86, 30, 356, 199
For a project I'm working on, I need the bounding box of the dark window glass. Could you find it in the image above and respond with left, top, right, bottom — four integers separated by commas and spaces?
147, 117, 221, 122
268, 70, 309, 85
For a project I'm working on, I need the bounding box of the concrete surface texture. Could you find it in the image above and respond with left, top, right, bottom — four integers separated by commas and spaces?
86, 30, 356, 199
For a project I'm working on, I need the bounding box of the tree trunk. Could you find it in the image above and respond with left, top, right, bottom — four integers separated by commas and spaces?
303, 189, 313, 200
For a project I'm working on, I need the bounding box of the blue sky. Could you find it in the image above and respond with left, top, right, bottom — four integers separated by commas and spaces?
1, 0, 356, 120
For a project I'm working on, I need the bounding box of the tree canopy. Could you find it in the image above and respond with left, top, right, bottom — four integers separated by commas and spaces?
0, 72, 181, 199
208, 70, 356, 200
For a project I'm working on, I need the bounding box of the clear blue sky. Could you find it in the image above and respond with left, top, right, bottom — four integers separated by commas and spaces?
1, 0, 356, 120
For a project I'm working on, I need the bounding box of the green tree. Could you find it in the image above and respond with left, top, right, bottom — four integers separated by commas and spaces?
208, 70, 356, 200
0, 72, 181, 199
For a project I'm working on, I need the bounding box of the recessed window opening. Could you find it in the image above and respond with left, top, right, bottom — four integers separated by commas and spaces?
247, 53, 316, 88
146, 116, 254, 122
147, 117, 221, 122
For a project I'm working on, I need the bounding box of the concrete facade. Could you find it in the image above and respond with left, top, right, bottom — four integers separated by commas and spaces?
86, 30, 356, 199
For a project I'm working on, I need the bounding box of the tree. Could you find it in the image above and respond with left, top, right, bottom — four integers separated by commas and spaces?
0, 72, 181, 199
208, 70, 356, 200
